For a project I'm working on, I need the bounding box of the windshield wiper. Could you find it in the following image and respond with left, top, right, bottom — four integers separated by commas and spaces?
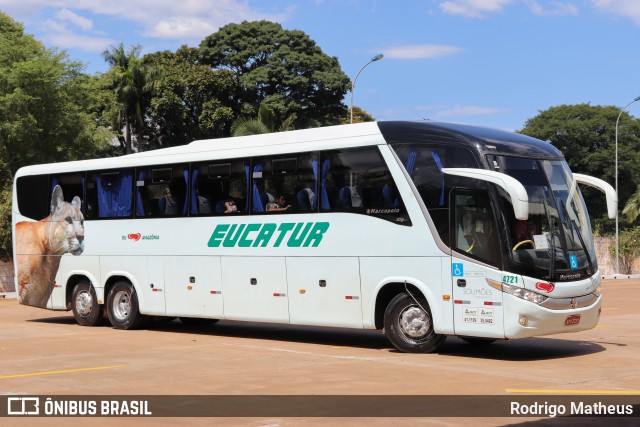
570, 219, 594, 274
548, 215, 556, 280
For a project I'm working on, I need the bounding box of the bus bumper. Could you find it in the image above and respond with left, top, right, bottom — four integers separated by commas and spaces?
503, 293, 602, 339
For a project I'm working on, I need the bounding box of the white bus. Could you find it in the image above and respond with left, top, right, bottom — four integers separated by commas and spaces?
12, 121, 616, 353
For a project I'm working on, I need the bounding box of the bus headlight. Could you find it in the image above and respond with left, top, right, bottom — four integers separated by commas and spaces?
486, 279, 548, 305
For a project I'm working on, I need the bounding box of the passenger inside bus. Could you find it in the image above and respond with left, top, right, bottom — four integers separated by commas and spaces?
454, 193, 500, 267
266, 194, 291, 212
224, 198, 237, 214
512, 219, 538, 249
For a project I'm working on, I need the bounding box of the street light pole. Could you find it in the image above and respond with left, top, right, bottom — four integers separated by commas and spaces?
350, 53, 383, 124
614, 95, 640, 276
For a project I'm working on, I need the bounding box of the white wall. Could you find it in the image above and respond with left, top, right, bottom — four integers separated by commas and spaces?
0, 261, 14, 292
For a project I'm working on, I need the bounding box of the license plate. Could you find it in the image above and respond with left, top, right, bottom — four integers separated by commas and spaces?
565, 315, 581, 326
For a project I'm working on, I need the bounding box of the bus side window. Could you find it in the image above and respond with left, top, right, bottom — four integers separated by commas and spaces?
135, 165, 188, 218
251, 152, 317, 214
16, 174, 50, 220
191, 160, 247, 216
451, 189, 501, 268
322, 147, 411, 225
50, 173, 86, 214
86, 170, 133, 219
392, 143, 480, 244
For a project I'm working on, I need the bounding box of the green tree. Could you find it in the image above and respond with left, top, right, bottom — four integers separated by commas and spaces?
519, 103, 640, 230
339, 106, 375, 124
231, 103, 297, 136
0, 161, 12, 262
142, 46, 236, 146
200, 21, 350, 128
102, 43, 158, 153
0, 12, 112, 260
623, 190, 640, 223
609, 227, 640, 274
1, 19, 111, 170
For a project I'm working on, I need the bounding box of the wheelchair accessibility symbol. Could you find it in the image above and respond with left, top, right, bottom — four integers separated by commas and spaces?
452, 263, 464, 277
569, 255, 578, 270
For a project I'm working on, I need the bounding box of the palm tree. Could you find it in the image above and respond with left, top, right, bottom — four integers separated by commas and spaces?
231, 104, 296, 136
623, 188, 640, 223
102, 43, 158, 153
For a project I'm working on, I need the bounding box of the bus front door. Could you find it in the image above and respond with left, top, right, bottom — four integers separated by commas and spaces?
450, 257, 505, 339
450, 189, 505, 339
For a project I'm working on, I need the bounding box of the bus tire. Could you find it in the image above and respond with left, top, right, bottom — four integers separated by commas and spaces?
383, 292, 446, 353
71, 281, 103, 326
106, 281, 146, 330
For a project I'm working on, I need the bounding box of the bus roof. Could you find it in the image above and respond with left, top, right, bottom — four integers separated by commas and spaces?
14, 120, 562, 177
378, 121, 563, 158
15, 121, 384, 176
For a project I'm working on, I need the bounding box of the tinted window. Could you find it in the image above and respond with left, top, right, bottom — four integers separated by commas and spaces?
251, 152, 317, 214
322, 147, 411, 225
86, 169, 133, 219
392, 144, 479, 241
135, 165, 188, 218
16, 175, 50, 219
451, 189, 501, 268
50, 173, 85, 210
191, 160, 247, 215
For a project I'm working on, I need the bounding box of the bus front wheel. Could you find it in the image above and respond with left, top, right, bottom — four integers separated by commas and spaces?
71, 281, 103, 326
383, 292, 446, 353
106, 281, 146, 330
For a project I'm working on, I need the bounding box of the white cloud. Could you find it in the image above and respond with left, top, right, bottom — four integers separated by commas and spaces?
47, 32, 115, 52
525, 1, 579, 16
439, 0, 513, 18
434, 104, 509, 117
0, 0, 292, 55
146, 18, 218, 40
591, 0, 640, 26
42, 0, 291, 42
0, 0, 292, 44
55, 8, 92, 30
382, 44, 464, 59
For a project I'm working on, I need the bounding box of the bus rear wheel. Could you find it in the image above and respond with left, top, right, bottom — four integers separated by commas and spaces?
71, 281, 103, 326
383, 292, 446, 353
106, 281, 146, 330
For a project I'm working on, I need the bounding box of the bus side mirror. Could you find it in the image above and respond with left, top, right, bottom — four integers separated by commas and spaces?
442, 168, 529, 220
573, 173, 618, 219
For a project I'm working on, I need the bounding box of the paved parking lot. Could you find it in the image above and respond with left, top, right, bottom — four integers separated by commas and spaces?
1, 279, 639, 426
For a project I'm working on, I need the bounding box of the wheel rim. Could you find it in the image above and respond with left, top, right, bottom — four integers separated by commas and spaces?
75, 291, 93, 317
112, 290, 131, 322
399, 305, 430, 339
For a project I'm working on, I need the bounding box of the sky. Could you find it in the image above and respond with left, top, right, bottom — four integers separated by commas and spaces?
2, 0, 640, 131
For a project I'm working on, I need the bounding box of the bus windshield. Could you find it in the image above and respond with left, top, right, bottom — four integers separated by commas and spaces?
490, 156, 596, 282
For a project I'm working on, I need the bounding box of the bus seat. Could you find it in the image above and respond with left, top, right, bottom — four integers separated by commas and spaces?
198, 196, 212, 214
215, 200, 226, 215
159, 195, 177, 215
349, 186, 363, 208
260, 192, 274, 210
382, 184, 396, 207
297, 189, 312, 211
339, 187, 351, 209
